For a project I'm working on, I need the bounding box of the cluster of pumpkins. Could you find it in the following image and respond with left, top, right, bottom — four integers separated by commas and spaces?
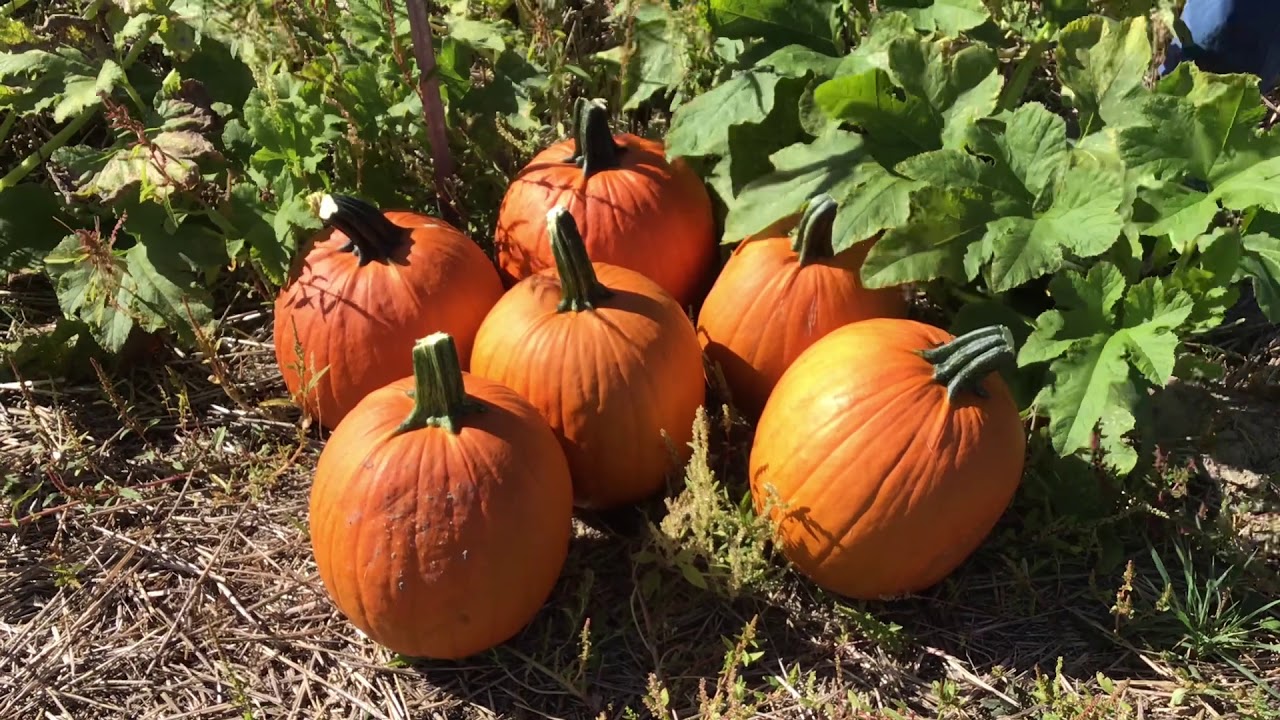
272, 98, 1027, 661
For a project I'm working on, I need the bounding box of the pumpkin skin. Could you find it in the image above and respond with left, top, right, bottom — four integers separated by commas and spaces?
274, 194, 504, 429
493, 98, 717, 309
309, 332, 574, 660
748, 320, 1025, 600
697, 194, 907, 419
471, 207, 706, 510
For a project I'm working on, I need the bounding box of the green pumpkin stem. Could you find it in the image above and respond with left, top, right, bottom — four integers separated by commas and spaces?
548, 206, 612, 312
396, 332, 483, 435
793, 194, 839, 265
318, 194, 407, 266
919, 325, 1015, 402
575, 98, 623, 178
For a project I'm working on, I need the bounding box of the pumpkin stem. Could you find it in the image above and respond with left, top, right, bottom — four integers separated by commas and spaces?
318, 194, 407, 266
793, 194, 838, 265
396, 332, 483, 435
575, 98, 623, 178
548, 206, 612, 312
919, 325, 1015, 402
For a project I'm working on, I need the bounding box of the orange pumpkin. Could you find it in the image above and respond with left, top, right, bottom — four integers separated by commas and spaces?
697, 194, 907, 419
749, 320, 1026, 600
471, 206, 706, 510
274, 194, 504, 428
309, 332, 574, 659
493, 98, 717, 309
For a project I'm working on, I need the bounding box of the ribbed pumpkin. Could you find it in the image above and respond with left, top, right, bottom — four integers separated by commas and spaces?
309, 332, 574, 659
749, 320, 1026, 600
492, 98, 716, 309
274, 194, 504, 429
696, 194, 907, 419
471, 207, 706, 510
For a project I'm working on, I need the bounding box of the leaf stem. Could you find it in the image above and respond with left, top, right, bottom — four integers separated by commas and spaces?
0, 109, 96, 192
793, 194, 838, 265
0, 111, 17, 149
395, 332, 484, 435
999, 34, 1051, 111
0, 0, 32, 17
918, 325, 1015, 402
548, 206, 612, 312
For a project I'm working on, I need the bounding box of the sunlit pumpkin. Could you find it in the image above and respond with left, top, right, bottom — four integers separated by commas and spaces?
697, 193, 907, 419
308, 332, 574, 659
749, 320, 1026, 600
273, 194, 504, 428
492, 98, 717, 309
471, 206, 706, 510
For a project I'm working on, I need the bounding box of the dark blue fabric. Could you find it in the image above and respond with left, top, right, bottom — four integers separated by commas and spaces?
1159, 0, 1280, 92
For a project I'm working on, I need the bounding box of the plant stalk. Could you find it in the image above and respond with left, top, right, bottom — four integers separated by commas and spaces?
548, 206, 612, 312
317, 194, 407, 266
577, 98, 623, 178
919, 325, 1015, 401
404, 0, 459, 224
396, 332, 483, 435
793, 194, 839, 265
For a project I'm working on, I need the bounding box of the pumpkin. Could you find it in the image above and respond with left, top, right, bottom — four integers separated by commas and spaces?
748, 320, 1025, 600
492, 98, 717, 309
471, 206, 706, 510
308, 332, 574, 659
696, 194, 907, 419
274, 194, 504, 429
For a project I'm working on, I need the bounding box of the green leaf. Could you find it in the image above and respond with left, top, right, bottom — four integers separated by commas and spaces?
0, 184, 69, 273
614, 1, 692, 110
815, 68, 939, 164
877, 0, 991, 35
708, 0, 839, 53
973, 155, 1127, 292
721, 129, 868, 242
1240, 233, 1280, 322
1145, 154, 1280, 246
666, 70, 783, 159
53, 59, 124, 123
830, 161, 917, 252
756, 44, 842, 78
812, 34, 1001, 163
1055, 15, 1152, 135
126, 237, 216, 343
1019, 264, 1194, 470
968, 102, 1070, 199
1165, 228, 1242, 332
885, 103, 1128, 291
861, 184, 993, 287
719, 78, 809, 199
44, 233, 137, 354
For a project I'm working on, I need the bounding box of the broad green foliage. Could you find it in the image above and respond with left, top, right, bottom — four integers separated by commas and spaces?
1, 0, 595, 367
2, 0, 1277, 475
662, 8, 1280, 473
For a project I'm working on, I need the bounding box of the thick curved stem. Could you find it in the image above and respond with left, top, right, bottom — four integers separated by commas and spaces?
548, 206, 612, 312
576, 98, 623, 178
918, 325, 1015, 402
793, 194, 838, 265
317, 194, 407, 266
396, 333, 484, 435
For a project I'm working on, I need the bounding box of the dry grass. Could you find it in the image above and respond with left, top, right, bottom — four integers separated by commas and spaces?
2, 272, 1279, 720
